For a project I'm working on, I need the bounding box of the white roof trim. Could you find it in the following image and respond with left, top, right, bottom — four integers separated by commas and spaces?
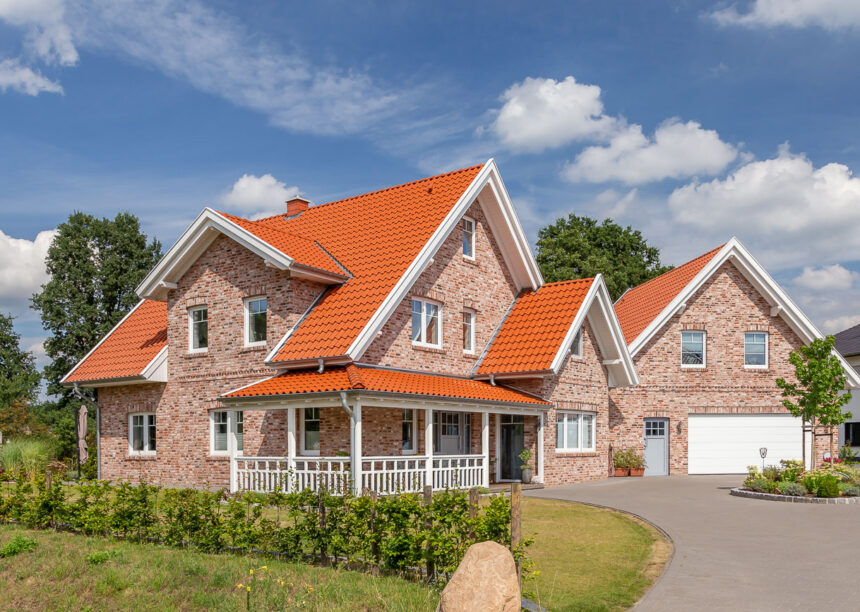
549, 278, 600, 374
345, 159, 543, 361
140, 345, 168, 382
627, 237, 860, 389
221, 373, 278, 398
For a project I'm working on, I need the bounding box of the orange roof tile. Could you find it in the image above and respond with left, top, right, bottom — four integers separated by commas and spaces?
223, 364, 549, 405
476, 279, 594, 375
614, 244, 724, 345
63, 300, 167, 383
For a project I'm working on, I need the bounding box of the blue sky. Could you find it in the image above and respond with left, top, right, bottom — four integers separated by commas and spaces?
3, 0, 860, 367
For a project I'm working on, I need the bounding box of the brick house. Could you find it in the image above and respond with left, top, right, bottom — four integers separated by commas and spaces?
610, 239, 860, 475
61, 160, 637, 493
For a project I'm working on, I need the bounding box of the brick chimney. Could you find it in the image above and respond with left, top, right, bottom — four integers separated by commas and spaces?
286, 196, 310, 216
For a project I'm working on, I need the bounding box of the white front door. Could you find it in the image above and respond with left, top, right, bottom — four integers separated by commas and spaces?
439, 412, 460, 454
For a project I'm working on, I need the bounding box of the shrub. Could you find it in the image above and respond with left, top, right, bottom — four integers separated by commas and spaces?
87, 550, 120, 565
0, 438, 55, 480
0, 535, 36, 558
745, 476, 778, 493
777, 481, 806, 496
802, 472, 841, 498
762, 465, 782, 482
614, 448, 643, 469
779, 460, 804, 483
842, 485, 860, 497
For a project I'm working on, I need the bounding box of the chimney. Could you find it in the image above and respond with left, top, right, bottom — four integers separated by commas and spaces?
286, 196, 310, 216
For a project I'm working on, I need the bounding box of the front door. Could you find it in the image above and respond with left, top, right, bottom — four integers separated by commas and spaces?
438, 412, 461, 454
500, 415, 525, 481
644, 418, 669, 476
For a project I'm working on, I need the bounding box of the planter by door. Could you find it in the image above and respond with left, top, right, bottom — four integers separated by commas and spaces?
630, 468, 645, 476
644, 418, 669, 476
614, 467, 630, 477
521, 467, 533, 484
500, 415, 525, 481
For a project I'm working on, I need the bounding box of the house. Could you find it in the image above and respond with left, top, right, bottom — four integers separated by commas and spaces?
835, 323, 860, 451
61, 160, 637, 494
610, 239, 860, 475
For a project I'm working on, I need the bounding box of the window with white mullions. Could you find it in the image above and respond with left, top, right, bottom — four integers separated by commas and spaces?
462, 217, 475, 259
129, 413, 156, 454
571, 327, 583, 358
411, 298, 442, 347
213, 411, 228, 451
463, 309, 475, 353
189, 306, 208, 351
402, 409, 415, 453
556, 412, 595, 452
681, 331, 705, 368
210, 410, 244, 455
744, 332, 768, 368
301, 407, 320, 455
245, 297, 267, 346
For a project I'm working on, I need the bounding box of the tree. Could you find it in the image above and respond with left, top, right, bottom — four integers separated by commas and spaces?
535, 215, 672, 301
0, 312, 40, 410
776, 336, 852, 469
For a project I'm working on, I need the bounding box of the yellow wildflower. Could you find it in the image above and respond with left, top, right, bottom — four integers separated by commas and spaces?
249, 569, 254, 575
236, 583, 244, 589
246, 586, 251, 592
262, 565, 268, 571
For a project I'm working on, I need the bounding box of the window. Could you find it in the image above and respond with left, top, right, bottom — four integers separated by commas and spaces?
442, 412, 459, 436
463, 310, 475, 353
210, 410, 244, 455
301, 407, 320, 455
556, 412, 595, 452
462, 217, 475, 259
244, 297, 267, 346
744, 332, 768, 368
681, 330, 705, 368
411, 298, 442, 347
645, 420, 666, 437
402, 409, 415, 453
129, 413, 156, 454
845, 423, 860, 447
571, 327, 583, 358
189, 306, 208, 352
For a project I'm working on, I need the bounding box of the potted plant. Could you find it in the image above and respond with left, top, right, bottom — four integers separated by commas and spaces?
613, 448, 630, 477
519, 449, 533, 484
628, 451, 645, 476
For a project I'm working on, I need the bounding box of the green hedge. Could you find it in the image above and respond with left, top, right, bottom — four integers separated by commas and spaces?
0, 476, 524, 581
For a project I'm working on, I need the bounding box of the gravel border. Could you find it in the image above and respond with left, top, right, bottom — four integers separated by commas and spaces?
730, 488, 860, 504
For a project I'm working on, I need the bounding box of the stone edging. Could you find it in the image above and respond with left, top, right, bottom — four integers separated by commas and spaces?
730, 488, 860, 504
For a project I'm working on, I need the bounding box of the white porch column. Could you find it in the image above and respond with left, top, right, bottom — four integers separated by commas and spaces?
481, 411, 490, 488
287, 407, 297, 492
351, 400, 363, 495
536, 413, 545, 483
425, 407, 434, 489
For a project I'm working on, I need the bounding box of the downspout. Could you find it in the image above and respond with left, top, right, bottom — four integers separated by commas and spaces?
317, 358, 325, 374
72, 383, 100, 480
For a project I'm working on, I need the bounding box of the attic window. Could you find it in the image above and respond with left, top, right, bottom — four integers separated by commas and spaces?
189, 306, 208, 352
412, 298, 442, 348
462, 217, 475, 259
571, 327, 583, 358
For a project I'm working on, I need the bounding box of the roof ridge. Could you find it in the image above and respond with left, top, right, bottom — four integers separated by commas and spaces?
537, 277, 595, 289
345, 363, 365, 389
617, 243, 725, 304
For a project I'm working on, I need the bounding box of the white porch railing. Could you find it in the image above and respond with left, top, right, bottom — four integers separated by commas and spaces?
233, 454, 486, 495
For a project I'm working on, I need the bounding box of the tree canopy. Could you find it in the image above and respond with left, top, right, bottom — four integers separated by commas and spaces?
535, 215, 672, 301
0, 313, 40, 410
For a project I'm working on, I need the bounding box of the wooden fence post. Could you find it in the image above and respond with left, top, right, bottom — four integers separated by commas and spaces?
369, 490, 379, 566
469, 488, 479, 537
511, 482, 522, 585
424, 484, 434, 581
318, 490, 328, 565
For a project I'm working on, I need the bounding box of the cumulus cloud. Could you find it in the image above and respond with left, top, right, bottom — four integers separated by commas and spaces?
0, 228, 56, 312
564, 119, 738, 185
220, 174, 301, 218
0, 57, 62, 95
794, 264, 859, 291
710, 0, 860, 31
0, 0, 78, 65
823, 314, 860, 334
490, 76, 618, 153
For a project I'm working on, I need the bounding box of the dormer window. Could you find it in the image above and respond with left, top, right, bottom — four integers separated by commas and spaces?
463, 309, 476, 354
244, 297, 267, 346
189, 306, 208, 352
412, 298, 442, 348
462, 217, 475, 259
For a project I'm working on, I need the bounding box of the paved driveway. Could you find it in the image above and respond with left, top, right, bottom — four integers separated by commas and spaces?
527, 475, 858, 611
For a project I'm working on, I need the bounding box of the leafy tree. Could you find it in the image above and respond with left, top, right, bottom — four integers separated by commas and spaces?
0, 400, 47, 438
0, 313, 40, 410
535, 215, 672, 300
776, 336, 852, 469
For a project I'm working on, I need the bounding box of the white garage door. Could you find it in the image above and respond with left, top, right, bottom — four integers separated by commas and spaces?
688, 414, 806, 474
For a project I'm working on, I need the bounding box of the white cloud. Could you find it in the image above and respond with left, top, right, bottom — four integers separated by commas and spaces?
794, 264, 859, 291
490, 76, 618, 153
0, 0, 78, 65
0, 229, 56, 312
593, 188, 639, 218
710, 0, 860, 30
220, 174, 301, 218
0, 57, 62, 95
823, 314, 860, 334
668, 145, 860, 268
564, 119, 738, 185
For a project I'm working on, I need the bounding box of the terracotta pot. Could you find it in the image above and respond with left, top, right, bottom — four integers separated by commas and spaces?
629, 468, 645, 477
614, 467, 630, 477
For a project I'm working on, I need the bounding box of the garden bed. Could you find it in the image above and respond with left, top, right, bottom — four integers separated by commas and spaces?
731, 488, 860, 504
741, 459, 860, 503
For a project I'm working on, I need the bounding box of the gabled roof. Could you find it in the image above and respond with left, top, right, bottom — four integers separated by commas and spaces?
474, 275, 637, 387
615, 237, 860, 389
222, 364, 550, 406
835, 323, 860, 358
62, 300, 168, 386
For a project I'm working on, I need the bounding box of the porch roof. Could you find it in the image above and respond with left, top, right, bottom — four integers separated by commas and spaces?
222, 364, 550, 406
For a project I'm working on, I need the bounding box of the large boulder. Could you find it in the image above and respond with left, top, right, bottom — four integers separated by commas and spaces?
437, 541, 520, 612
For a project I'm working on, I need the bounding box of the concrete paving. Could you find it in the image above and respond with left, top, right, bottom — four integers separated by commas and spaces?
527, 475, 859, 611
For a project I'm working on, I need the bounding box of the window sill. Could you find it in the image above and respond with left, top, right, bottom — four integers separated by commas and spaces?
463, 351, 478, 360
744, 366, 769, 371
184, 351, 208, 358
413, 344, 445, 354
555, 450, 598, 457
240, 345, 268, 353
127, 454, 157, 461
207, 454, 230, 461
462, 256, 478, 266
681, 366, 706, 371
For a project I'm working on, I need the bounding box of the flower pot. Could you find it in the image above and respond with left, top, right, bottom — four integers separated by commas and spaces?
629, 468, 645, 477
614, 467, 630, 477
521, 468, 533, 484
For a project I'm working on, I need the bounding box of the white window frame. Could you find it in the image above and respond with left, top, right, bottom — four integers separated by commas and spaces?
188, 305, 208, 353
411, 298, 443, 349
744, 331, 769, 369
555, 411, 595, 453
571, 327, 583, 358
299, 407, 321, 456
402, 409, 416, 455
462, 309, 476, 354
243, 296, 268, 347
681, 330, 706, 369
462, 216, 476, 260
209, 410, 244, 456
128, 412, 156, 455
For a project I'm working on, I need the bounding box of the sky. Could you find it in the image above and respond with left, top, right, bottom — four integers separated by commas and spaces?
3, 0, 860, 370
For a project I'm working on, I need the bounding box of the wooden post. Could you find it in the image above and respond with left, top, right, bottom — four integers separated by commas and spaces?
511, 482, 522, 584
469, 487, 479, 538
369, 490, 379, 566
318, 490, 328, 564
424, 484, 434, 581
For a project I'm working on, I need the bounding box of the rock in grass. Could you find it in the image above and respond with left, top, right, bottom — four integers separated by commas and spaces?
437, 541, 520, 612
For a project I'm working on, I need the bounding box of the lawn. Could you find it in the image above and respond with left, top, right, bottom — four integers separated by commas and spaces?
0, 497, 668, 611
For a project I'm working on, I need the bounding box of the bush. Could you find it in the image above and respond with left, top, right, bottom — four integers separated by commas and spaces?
745, 476, 778, 493
778, 460, 804, 483
802, 472, 841, 498
613, 448, 644, 469
0, 438, 55, 480
842, 485, 860, 497
777, 481, 806, 496
0, 535, 36, 558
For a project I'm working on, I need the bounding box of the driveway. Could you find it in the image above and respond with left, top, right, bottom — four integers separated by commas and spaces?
527, 475, 858, 611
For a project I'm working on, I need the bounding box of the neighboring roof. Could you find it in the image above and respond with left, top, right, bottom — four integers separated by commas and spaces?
62, 300, 168, 385
614, 244, 724, 345
476, 278, 594, 375
835, 323, 860, 358
222, 364, 550, 406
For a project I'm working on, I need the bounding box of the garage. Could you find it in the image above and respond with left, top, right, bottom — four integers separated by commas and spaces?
687, 414, 807, 474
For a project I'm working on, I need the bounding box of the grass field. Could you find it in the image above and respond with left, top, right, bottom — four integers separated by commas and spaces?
0, 497, 669, 611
